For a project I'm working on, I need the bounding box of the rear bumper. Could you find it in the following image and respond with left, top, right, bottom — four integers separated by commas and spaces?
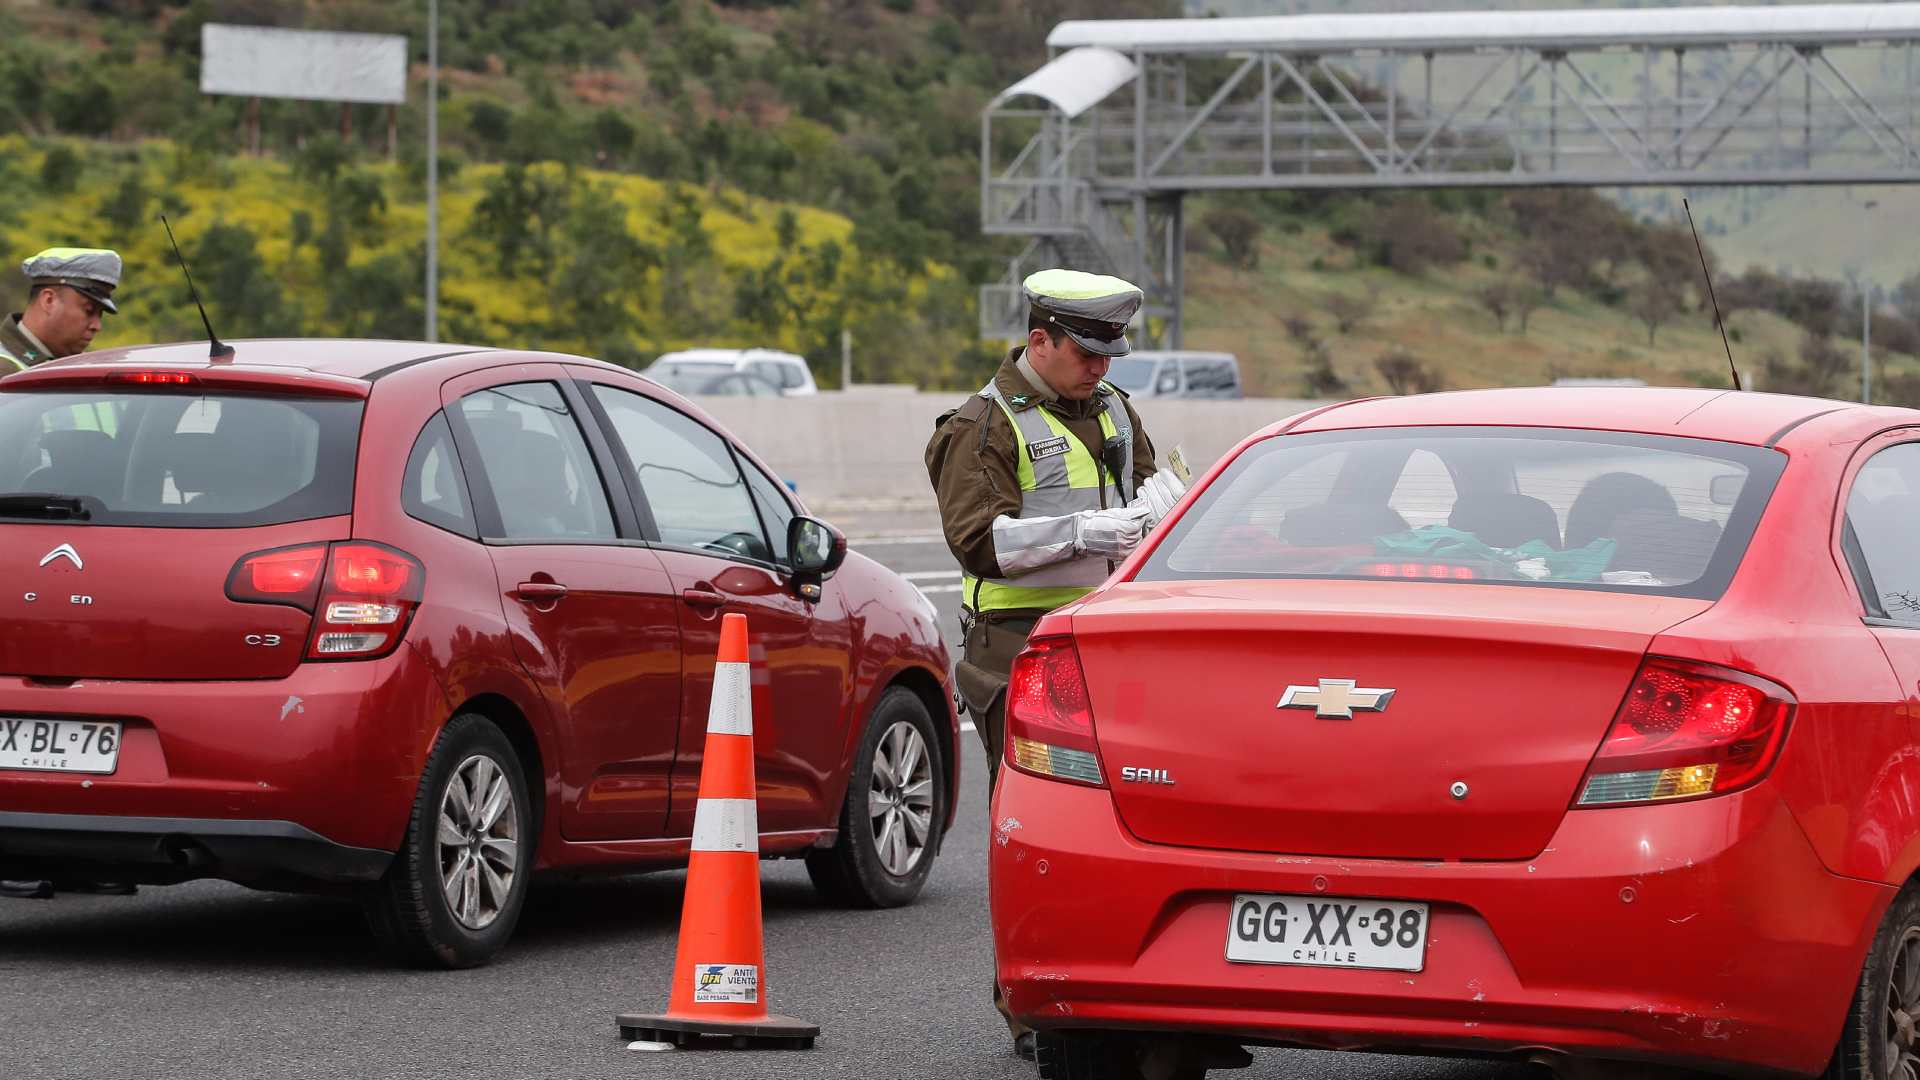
989, 768, 1889, 1077
0, 810, 390, 887
0, 647, 448, 868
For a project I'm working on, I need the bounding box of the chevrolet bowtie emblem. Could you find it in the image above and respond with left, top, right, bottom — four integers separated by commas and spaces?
1278, 679, 1395, 719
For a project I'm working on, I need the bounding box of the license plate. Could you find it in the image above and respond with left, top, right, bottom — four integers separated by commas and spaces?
0, 718, 122, 775
1226, 893, 1429, 972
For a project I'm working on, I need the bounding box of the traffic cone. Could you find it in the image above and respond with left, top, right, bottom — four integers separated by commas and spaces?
616, 613, 819, 1050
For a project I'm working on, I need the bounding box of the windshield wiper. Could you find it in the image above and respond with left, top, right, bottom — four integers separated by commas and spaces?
0, 494, 93, 521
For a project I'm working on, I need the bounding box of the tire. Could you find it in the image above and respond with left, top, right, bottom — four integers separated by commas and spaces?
1826, 885, 1920, 1080
806, 686, 945, 908
1036, 1032, 1207, 1080
362, 714, 533, 969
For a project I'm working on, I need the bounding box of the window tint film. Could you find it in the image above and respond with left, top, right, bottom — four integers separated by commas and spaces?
403, 412, 475, 537
0, 389, 360, 527
590, 385, 772, 562
1139, 427, 1783, 599
1846, 443, 1920, 620
456, 382, 615, 541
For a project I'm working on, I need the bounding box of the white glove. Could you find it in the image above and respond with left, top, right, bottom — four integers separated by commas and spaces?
1129, 468, 1190, 524
1074, 505, 1151, 560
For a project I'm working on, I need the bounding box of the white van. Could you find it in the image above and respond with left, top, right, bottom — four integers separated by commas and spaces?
1104, 350, 1243, 399
644, 348, 820, 396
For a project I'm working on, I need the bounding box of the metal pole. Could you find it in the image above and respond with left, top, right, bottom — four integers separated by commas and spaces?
425, 0, 439, 342
1862, 199, 1878, 402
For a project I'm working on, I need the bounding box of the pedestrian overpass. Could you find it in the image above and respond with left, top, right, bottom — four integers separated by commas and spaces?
980, 3, 1920, 345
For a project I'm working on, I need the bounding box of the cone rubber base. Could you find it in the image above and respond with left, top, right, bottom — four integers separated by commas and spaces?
616, 1012, 819, 1050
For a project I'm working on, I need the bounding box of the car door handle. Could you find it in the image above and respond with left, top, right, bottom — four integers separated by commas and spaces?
513, 582, 569, 604
680, 588, 726, 610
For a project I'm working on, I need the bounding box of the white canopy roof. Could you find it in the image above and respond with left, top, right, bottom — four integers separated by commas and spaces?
1048, 3, 1920, 55
992, 47, 1139, 118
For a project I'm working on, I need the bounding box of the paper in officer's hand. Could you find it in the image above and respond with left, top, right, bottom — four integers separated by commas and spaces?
1167, 445, 1193, 487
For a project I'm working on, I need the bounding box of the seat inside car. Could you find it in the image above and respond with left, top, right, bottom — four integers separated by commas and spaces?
24, 428, 121, 501
1278, 502, 1410, 546
1564, 471, 1678, 550
486, 427, 586, 537
1447, 491, 1562, 549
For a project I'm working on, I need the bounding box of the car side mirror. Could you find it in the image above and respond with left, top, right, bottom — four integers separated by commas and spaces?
788, 515, 846, 602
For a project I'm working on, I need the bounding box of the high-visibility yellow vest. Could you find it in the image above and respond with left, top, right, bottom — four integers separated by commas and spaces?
962, 381, 1133, 614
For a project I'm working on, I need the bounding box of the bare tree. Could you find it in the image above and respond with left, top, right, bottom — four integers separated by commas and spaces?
1325, 287, 1377, 335
1513, 282, 1546, 335
1629, 278, 1682, 346
1282, 313, 1316, 343
1375, 348, 1442, 395
1301, 337, 1347, 397
1204, 207, 1263, 269
1477, 280, 1512, 331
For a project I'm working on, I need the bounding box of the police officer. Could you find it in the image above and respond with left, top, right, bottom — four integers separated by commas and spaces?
1, 246, 132, 899
1, 247, 122, 372
924, 269, 1186, 1057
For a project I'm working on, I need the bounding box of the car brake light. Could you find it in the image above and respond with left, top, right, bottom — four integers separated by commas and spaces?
308, 543, 425, 660
226, 544, 328, 610
107, 371, 198, 387
1575, 658, 1794, 807
1361, 562, 1477, 580
226, 542, 424, 660
1004, 635, 1105, 787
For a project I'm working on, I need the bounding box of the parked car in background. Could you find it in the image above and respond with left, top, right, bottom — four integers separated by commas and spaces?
645, 348, 819, 396
1103, 350, 1242, 400
643, 368, 784, 398
993, 386, 1920, 1079
0, 340, 955, 968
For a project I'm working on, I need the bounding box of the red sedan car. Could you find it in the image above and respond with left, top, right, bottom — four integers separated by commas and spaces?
0, 340, 956, 967
993, 387, 1920, 1079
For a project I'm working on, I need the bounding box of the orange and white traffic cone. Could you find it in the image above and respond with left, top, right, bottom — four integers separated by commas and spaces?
616, 613, 818, 1050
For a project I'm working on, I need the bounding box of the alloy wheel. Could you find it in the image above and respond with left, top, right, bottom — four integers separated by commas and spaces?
435, 754, 519, 931
869, 720, 934, 877
1889, 927, 1920, 1079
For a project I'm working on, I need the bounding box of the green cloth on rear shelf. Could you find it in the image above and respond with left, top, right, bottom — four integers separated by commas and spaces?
1374, 526, 1618, 582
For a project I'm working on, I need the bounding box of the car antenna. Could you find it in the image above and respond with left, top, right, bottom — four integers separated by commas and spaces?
160, 214, 235, 362
1682, 197, 1740, 392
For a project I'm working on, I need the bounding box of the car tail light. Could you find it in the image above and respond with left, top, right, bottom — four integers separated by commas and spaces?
1005, 635, 1105, 787
228, 542, 424, 660
226, 544, 328, 610
1575, 658, 1794, 807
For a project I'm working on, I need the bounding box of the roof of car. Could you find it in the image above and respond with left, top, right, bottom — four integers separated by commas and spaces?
1281, 387, 1867, 447
26, 339, 510, 381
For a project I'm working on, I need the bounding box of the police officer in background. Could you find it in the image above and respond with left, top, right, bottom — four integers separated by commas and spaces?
924, 269, 1186, 1057
1, 246, 133, 899
1, 247, 122, 372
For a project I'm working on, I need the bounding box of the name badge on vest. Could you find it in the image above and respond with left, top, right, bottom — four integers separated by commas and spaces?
1028, 435, 1071, 461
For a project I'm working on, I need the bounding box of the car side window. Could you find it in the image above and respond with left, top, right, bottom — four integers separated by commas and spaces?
1846, 442, 1920, 622
456, 382, 616, 542
590, 385, 773, 562
741, 460, 795, 563
402, 412, 476, 538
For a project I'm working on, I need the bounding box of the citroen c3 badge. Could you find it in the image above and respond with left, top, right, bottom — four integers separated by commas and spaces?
1278, 679, 1395, 719
39, 543, 82, 571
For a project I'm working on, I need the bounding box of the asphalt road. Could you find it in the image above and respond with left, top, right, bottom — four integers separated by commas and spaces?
0, 509, 1547, 1080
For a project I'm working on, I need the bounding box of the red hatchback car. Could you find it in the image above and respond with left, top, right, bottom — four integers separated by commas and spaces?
0, 340, 957, 967
993, 388, 1920, 1079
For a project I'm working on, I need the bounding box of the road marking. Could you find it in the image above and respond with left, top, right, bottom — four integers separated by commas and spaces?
916, 584, 964, 594
901, 571, 961, 581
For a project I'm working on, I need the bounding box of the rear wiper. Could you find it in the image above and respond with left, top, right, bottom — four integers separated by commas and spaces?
0, 494, 93, 521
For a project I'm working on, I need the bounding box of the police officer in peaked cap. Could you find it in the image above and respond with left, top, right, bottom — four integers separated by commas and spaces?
924, 268, 1188, 1058
1, 247, 123, 373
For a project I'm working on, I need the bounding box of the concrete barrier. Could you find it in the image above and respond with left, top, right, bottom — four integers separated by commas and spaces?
694, 388, 1326, 509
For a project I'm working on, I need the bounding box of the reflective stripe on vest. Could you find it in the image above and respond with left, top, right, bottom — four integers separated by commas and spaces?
962, 382, 1131, 614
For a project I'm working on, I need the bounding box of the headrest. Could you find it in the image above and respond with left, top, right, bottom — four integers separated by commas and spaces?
1449, 492, 1561, 550
40, 428, 113, 465
1566, 472, 1678, 550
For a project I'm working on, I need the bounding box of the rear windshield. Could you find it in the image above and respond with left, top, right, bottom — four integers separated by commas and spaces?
1138, 427, 1785, 599
0, 390, 362, 527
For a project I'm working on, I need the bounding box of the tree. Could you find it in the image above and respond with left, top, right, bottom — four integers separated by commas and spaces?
38, 145, 80, 193
1204, 207, 1262, 269
1301, 337, 1346, 398
1325, 288, 1377, 335
1375, 348, 1442, 395
1477, 280, 1512, 331
190, 221, 296, 337
469, 163, 570, 279
1367, 199, 1465, 274
1629, 277, 1682, 346
1513, 281, 1546, 334
99, 169, 148, 235
552, 187, 657, 351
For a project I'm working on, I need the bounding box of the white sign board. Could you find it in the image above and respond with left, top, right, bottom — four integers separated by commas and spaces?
201, 24, 407, 106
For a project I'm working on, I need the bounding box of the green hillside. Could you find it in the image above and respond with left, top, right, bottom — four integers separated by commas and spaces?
1, 0, 1913, 402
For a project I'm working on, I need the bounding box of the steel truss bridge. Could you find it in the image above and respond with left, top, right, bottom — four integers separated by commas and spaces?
980, 3, 1920, 346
